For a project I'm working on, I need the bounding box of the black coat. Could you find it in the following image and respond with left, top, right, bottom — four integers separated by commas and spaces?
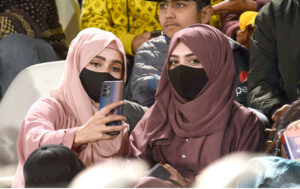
247, 0, 300, 118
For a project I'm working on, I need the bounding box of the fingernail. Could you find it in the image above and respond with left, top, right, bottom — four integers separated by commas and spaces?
160, 161, 165, 165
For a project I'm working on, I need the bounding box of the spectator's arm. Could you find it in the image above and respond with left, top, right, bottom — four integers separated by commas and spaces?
212, 0, 257, 14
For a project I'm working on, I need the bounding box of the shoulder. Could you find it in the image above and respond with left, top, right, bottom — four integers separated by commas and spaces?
230, 102, 263, 128
257, 0, 291, 21
26, 97, 66, 119
137, 35, 169, 52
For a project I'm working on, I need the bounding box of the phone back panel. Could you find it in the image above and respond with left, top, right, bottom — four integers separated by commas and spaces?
99, 80, 124, 127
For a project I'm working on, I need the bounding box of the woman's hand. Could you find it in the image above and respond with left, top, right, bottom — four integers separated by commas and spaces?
73, 101, 126, 148
161, 162, 188, 188
271, 104, 291, 124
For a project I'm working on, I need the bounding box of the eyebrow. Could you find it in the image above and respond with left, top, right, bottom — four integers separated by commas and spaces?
185, 53, 196, 57
112, 60, 123, 65
169, 53, 196, 58
94, 55, 123, 65
95, 55, 105, 61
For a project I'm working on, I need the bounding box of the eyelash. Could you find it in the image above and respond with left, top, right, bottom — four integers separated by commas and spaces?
176, 3, 185, 8
169, 60, 178, 65
90, 62, 101, 67
189, 59, 200, 64
159, 2, 185, 9
112, 67, 121, 72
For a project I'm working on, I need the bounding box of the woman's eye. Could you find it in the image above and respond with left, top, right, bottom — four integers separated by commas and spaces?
112, 67, 121, 72
189, 59, 200, 64
159, 3, 167, 9
90, 62, 101, 67
176, 3, 185, 8
169, 60, 178, 65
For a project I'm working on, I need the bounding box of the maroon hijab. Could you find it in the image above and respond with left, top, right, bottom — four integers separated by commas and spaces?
137, 24, 236, 141
130, 25, 265, 180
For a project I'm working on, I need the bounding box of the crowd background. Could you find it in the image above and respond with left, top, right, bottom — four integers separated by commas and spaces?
0, 0, 299, 188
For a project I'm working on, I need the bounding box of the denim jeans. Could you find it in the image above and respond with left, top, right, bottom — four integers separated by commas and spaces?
0, 34, 60, 99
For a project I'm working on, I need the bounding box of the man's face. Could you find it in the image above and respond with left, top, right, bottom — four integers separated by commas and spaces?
159, 0, 202, 38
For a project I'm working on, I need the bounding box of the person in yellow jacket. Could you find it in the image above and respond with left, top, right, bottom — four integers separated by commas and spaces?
80, 0, 161, 56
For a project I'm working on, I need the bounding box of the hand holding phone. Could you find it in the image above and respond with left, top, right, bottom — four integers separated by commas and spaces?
99, 80, 124, 135
147, 163, 170, 181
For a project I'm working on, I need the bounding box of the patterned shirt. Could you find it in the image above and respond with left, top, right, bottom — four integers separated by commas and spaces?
80, 0, 161, 56
0, 0, 68, 59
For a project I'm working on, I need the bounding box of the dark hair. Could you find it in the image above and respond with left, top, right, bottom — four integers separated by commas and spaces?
24, 144, 85, 188
195, 0, 210, 12
266, 99, 300, 156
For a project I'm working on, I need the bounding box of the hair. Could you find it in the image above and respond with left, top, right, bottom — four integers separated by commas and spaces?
266, 99, 300, 156
195, 0, 210, 12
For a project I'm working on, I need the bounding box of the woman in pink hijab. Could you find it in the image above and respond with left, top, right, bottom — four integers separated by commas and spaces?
12, 28, 134, 187
130, 24, 266, 187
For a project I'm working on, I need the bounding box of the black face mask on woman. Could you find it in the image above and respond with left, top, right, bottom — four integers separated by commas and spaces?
168, 65, 208, 101
80, 68, 118, 102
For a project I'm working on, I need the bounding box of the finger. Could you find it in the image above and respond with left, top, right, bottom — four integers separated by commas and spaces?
100, 114, 126, 124
102, 134, 119, 140
266, 140, 273, 145
161, 163, 178, 177
97, 101, 123, 117
103, 125, 125, 133
265, 128, 276, 133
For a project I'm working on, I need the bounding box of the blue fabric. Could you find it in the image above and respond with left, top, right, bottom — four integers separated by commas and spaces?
237, 156, 300, 188
0, 34, 60, 98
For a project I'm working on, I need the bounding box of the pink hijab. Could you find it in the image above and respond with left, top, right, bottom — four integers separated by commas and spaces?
50, 28, 128, 165
50, 28, 127, 126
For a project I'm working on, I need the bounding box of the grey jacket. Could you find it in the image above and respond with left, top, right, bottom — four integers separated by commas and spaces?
126, 33, 250, 107
125, 34, 170, 107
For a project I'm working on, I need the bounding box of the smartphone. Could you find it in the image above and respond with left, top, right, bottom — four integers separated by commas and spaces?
281, 128, 300, 160
147, 163, 170, 181
99, 80, 124, 135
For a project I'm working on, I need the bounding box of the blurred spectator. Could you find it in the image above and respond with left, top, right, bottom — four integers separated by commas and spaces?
126, 0, 258, 108
194, 152, 264, 188
247, 0, 300, 122
80, 0, 161, 80
234, 100, 300, 188
236, 155, 300, 188
236, 11, 258, 49
0, 0, 68, 99
266, 99, 300, 156
24, 144, 85, 188
212, 0, 270, 40
80, 0, 161, 56
126, 0, 212, 106
70, 158, 149, 188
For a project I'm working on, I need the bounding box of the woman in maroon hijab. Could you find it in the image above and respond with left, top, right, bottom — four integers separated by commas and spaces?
130, 24, 266, 187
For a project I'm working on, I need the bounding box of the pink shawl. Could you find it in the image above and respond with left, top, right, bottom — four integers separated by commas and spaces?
12, 28, 128, 187
51, 28, 127, 125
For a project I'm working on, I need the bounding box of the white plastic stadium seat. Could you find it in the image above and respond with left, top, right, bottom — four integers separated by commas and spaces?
0, 60, 65, 187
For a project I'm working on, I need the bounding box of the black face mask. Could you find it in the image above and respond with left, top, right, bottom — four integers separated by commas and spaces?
80, 68, 118, 102
168, 65, 208, 101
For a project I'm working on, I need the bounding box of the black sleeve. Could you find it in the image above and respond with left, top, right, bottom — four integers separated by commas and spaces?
247, 4, 288, 118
